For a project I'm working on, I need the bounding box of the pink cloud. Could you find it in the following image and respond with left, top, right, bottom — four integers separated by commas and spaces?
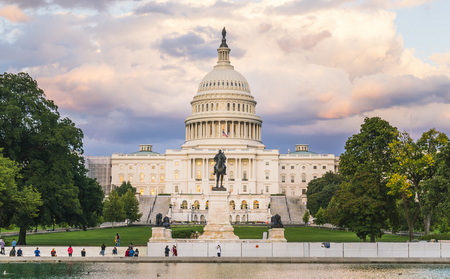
0, 5, 30, 22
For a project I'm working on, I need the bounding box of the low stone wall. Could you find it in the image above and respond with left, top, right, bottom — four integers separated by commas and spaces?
147, 241, 450, 258
1, 246, 147, 258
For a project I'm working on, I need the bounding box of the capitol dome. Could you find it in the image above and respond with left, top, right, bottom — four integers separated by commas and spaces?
183, 28, 263, 149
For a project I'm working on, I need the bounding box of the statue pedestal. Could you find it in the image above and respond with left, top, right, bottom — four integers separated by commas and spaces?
198, 191, 239, 240
149, 227, 168, 242
268, 228, 287, 242
164, 229, 173, 240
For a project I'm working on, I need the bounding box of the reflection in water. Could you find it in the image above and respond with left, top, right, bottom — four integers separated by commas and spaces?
0, 263, 449, 279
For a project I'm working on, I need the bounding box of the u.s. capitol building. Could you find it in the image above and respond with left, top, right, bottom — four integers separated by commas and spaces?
85, 30, 339, 224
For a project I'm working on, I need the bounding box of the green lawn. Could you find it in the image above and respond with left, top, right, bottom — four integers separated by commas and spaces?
2, 226, 409, 246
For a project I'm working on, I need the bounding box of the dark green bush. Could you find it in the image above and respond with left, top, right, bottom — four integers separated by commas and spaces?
172, 229, 195, 238
419, 233, 450, 241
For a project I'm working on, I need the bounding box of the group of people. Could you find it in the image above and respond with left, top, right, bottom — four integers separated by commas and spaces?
0, 238, 22, 257
164, 245, 178, 257
33, 246, 86, 257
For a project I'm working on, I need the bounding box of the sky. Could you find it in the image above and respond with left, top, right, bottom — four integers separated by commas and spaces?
1, 0, 450, 156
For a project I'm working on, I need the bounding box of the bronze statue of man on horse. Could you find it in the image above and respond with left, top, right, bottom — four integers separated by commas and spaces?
213, 150, 227, 190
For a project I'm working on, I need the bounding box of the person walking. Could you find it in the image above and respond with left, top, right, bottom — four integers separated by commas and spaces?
115, 233, 120, 247
172, 245, 178, 256
0, 239, 5, 255
164, 245, 170, 257
216, 245, 221, 257
100, 243, 106, 256
81, 248, 86, 257
67, 245, 73, 257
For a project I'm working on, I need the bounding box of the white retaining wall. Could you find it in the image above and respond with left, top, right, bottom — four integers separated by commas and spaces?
147, 241, 450, 258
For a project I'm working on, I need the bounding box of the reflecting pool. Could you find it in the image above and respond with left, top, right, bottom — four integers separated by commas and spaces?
0, 262, 449, 279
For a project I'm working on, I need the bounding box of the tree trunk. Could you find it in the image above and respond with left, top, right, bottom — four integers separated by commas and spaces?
18, 226, 27, 245
424, 213, 431, 235
402, 198, 414, 242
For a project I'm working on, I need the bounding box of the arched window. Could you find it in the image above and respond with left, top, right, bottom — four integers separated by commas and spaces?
241, 200, 247, 209
302, 173, 306, 182
159, 174, 165, 183
181, 200, 188, 209
253, 200, 259, 209
193, 200, 200, 210
139, 173, 145, 183
236, 215, 240, 223
230, 200, 236, 210
206, 200, 209, 209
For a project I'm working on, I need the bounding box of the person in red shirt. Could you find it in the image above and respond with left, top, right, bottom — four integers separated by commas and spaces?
67, 246, 73, 257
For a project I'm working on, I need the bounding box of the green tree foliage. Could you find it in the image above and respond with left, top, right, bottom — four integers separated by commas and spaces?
306, 172, 344, 216
103, 191, 126, 226
387, 129, 449, 238
121, 189, 142, 226
0, 151, 43, 244
314, 207, 327, 226
331, 117, 399, 241
116, 181, 136, 196
0, 150, 21, 227
0, 72, 103, 243
327, 173, 396, 242
303, 211, 310, 225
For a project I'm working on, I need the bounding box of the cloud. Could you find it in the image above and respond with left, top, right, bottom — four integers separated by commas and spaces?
2, 0, 450, 156
0, 5, 30, 22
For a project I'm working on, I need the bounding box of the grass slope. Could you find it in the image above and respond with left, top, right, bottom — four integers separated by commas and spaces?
3, 226, 409, 246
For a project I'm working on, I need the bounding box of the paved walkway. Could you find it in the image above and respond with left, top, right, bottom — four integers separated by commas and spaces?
0, 246, 449, 263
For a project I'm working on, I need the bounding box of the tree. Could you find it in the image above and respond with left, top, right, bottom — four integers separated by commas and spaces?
121, 189, 142, 226
314, 207, 327, 226
72, 165, 104, 230
332, 117, 399, 241
116, 181, 136, 196
303, 211, 310, 225
0, 151, 43, 244
388, 129, 449, 238
328, 172, 395, 242
103, 191, 126, 227
306, 172, 344, 216
0, 72, 103, 243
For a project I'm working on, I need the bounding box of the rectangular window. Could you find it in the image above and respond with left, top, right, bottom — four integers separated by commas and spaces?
281, 176, 286, 183
302, 189, 306, 194
265, 185, 269, 193
313, 166, 317, 169
323, 166, 326, 169
243, 185, 247, 192
281, 166, 285, 169
291, 166, 294, 169
175, 186, 179, 193
291, 176, 294, 183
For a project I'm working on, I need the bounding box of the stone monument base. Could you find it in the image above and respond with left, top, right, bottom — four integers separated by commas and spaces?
198, 191, 239, 240
268, 228, 287, 242
149, 227, 172, 242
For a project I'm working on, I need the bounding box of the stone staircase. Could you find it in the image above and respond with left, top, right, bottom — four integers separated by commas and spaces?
286, 197, 307, 224
147, 195, 171, 224
269, 196, 291, 224
270, 196, 307, 224
137, 195, 156, 224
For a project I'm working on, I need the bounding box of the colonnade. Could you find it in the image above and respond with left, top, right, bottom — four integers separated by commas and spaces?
185, 120, 261, 141
188, 157, 256, 181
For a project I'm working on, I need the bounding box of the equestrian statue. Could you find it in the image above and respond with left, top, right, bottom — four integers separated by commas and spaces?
213, 150, 227, 190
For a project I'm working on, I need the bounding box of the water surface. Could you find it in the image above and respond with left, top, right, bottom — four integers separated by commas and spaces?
1, 262, 449, 279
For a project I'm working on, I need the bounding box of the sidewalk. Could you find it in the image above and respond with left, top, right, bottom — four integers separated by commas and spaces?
0, 246, 147, 258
